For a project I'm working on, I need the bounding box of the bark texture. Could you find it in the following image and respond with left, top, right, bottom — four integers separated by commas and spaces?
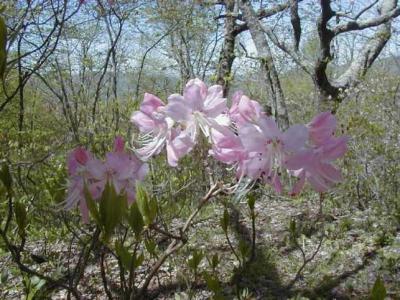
240, 0, 290, 130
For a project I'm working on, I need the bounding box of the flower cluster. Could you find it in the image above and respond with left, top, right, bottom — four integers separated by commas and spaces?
65, 137, 148, 222
131, 79, 348, 195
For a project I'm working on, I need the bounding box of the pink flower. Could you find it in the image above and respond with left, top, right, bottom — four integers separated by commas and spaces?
286, 144, 342, 195
87, 137, 148, 203
308, 112, 337, 145
209, 125, 247, 165
65, 147, 95, 223
165, 78, 229, 148
284, 113, 348, 195
229, 91, 263, 128
237, 116, 308, 192
131, 93, 174, 160
65, 137, 148, 223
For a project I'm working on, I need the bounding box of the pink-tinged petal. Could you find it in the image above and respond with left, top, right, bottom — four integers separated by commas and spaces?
238, 124, 265, 153
73, 147, 90, 165
203, 85, 226, 117
211, 126, 238, 148
112, 178, 124, 195
232, 90, 244, 106
186, 78, 208, 99
165, 100, 192, 122
79, 197, 89, 223
106, 152, 134, 180
166, 129, 195, 167
136, 163, 149, 180
135, 133, 167, 160
282, 124, 309, 152
86, 158, 106, 180
65, 180, 82, 209
89, 180, 106, 199
271, 175, 283, 194
131, 111, 158, 133
210, 126, 246, 163
114, 136, 125, 152
241, 154, 269, 179
307, 175, 330, 193
290, 170, 306, 196
67, 154, 79, 176
183, 82, 204, 111
284, 150, 314, 170
141, 93, 164, 116
321, 136, 348, 161
309, 112, 337, 145
126, 187, 136, 205
257, 116, 281, 139
238, 96, 261, 122
319, 162, 342, 182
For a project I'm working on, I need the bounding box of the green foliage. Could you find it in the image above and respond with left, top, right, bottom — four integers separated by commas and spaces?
14, 201, 28, 238
187, 249, 204, 274
0, 163, 12, 192
126, 201, 144, 238
370, 277, 386, 300
86, 182, 127, 242
203, 272, 224, 300
23, 275, 46, 300
0, 15, 6, 78
220, 209, 229, 233
135, 183, 157, 226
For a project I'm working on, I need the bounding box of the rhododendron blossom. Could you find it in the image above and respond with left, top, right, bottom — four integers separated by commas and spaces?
66, 79, 349, 222
229, 91, 264, 128
165, 78, 229, 142
65, 137, 148, 222
282, 111, 348, 194
128, 79, 348, 195
236, 116, 309, 192
131, 93, 173, 160
132, 79, 230, 166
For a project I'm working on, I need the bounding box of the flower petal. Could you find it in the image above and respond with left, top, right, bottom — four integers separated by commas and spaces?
165, 99, 192, 122
141, 93, 165, 115
282, 124, 308, 152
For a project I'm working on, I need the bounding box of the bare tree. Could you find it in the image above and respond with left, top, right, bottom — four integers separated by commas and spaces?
248, 0, 400, 112
239, 0, 290, 129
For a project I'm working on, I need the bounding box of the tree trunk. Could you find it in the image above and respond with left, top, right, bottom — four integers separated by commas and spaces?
216, 0, 236, 97
240, 0, 290, 130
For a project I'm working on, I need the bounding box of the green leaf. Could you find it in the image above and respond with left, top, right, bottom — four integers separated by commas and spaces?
0, 163, 12, 191
289, 219, 296, 233
15, 201, 27, 238
209, 253, 219, 270
84, 184, 100, 224
136, 183, 157, 225
370, 276, 386, 300
133, 252, 144, 268
188, 249, 204, 271
144, 239, 157, 257
126, 201, 144, 238
1, 269, 8, 284
99, 182, 127, 241
247, 195, 256, 211
203, 272, 221, 293
220, 209, 229, 233
0, 16, 6, 78
238, 239, 250, 260
115, 241, 133, 270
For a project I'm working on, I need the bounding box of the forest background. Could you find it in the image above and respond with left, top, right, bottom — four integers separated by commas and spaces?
0, 0, 400, 299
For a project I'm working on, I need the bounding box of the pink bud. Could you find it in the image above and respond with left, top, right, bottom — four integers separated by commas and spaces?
114, 136, 125, 152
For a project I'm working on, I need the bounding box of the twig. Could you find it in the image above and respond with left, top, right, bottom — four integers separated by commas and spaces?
100, 250, 113, 299
286, 235, 324, 289
136, 183, 221, 298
